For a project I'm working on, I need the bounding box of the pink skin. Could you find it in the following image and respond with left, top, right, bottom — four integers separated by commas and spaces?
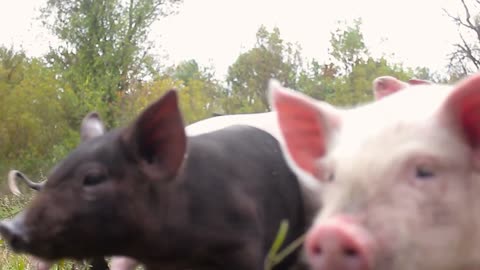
31, 257, 52, 270
110, 257, 140, 270
28, 258, 140, 270
372, 76, 432, 100
270, 73, 480, 270
305, 216, 374, 270
372, 76, 409, 100
407, 78, 432, 85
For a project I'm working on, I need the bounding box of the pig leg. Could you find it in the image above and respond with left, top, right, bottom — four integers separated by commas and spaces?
30, 257, 110, 270
30, 257, 52, 270
109, 256, 139, 270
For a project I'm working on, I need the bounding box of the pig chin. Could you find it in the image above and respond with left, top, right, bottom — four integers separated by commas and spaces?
366, 221, 470, 270
10, 231, 96, 261
361, 219, 427, 270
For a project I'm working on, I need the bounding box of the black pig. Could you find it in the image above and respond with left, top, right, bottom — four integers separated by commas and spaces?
0, 89, 306, 270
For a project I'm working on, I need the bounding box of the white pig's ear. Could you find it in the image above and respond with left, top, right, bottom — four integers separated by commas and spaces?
372, 76, 409, 100
407, 78, 432, 85
372, 76, 433, 101
269, 79, 341, 188
442, 73, 480, 168
80, 112, 105, 142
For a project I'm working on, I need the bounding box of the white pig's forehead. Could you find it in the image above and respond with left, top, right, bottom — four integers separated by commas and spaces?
338, 84, 452, 140
330, 84, 459, 161
351, 84, 453, 124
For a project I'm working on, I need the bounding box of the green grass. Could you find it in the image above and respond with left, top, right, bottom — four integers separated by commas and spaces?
264, 220, 307, 270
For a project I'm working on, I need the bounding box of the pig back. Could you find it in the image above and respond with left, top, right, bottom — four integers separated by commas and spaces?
183, 125, 307, 269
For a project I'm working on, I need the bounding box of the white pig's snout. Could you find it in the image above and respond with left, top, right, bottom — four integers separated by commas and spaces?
305, 215, 375, 270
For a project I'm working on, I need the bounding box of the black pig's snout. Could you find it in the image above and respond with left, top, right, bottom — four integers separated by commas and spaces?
0, 217, 30, 252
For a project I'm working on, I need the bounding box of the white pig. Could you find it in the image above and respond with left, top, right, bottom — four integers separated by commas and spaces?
269, 73, 480, 270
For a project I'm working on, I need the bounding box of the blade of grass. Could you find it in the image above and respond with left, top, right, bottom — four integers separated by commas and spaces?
264, 220, 289, 270
271, 233, 306, 265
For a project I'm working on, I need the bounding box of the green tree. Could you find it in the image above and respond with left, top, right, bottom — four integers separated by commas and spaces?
225, 26, 303, 113
0, 47, 27, 89
298, 19, 430, 106
41, 0, 182, 126
170, 60, 225, 122
115, 60, 224, 125
337, 57, 412, 105
0, 47, 28, 126
0, 48, 77, 187
297, 60, 339, 101
444, 0, 480, 76
296, 19, 370, 104
329, 18, 368, 75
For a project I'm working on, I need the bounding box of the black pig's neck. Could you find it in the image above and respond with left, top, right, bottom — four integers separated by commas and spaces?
126, 162, 213, 267
127, 150, 253, 268
129, 182, 221, 269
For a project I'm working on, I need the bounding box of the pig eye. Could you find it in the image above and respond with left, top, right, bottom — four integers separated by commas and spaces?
327, 173, 335, 182
83, 172, 107, 186
415, 166, 435, 180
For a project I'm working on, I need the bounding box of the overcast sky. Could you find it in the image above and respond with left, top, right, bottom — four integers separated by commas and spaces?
0, 0, 464, 79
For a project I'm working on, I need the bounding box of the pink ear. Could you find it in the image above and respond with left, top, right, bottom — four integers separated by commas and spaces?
372, 76, 409, 100
125, 89, 186, 180
408, 78, 432, 85
270, 81, 339, 181
443, 73, 480, 151
80, 112, 105, 141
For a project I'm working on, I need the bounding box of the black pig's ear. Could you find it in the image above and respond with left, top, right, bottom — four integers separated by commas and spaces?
81, 112, 106, 142
123, 89, 187, 180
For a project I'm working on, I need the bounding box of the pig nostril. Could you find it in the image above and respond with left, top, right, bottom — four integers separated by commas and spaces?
0, 225, 12, 241
311, 244, 322, 255
306, 218, 373, 270
4, 229, 28, 251
10, 234, 21, 248
343, 247, 359, 257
